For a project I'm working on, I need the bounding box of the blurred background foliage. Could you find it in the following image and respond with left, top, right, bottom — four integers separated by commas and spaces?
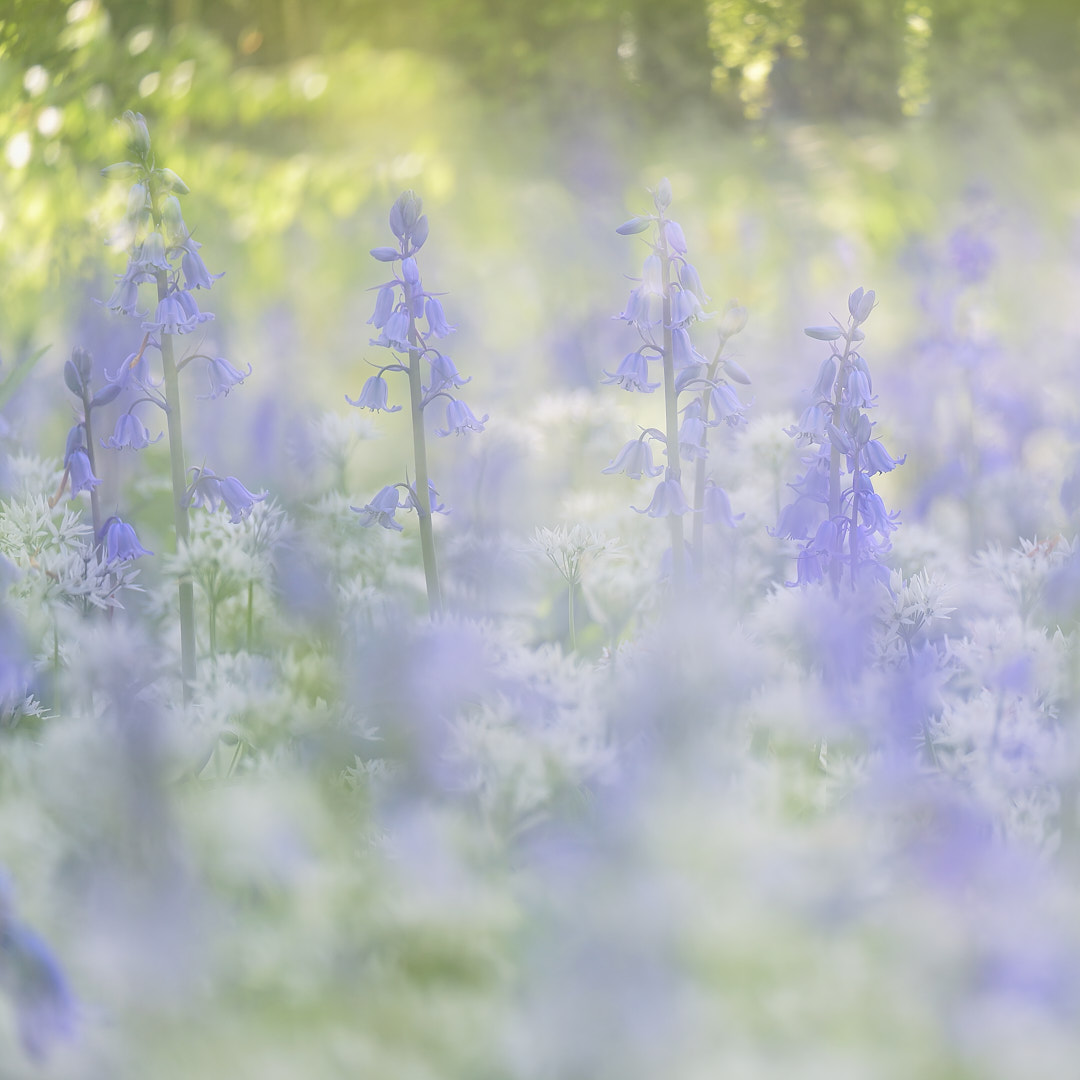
1, 0, 1079, 481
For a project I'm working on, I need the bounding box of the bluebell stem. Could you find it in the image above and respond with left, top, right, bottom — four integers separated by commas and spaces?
608, 181, 739, 586
776, 288, 904, 590
350, 191, 485, 615
101, 112, 258, 698
688, 300, 750, 573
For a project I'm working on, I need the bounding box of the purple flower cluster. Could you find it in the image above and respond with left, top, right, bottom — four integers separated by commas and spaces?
349, 190, 482, 614
57, 346, 149, 564
777, 288, 904, 588
603, 180, 748, 579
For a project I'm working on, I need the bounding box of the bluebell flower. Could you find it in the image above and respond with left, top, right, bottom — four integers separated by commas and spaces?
671, 327, 706, 372
864, 438, 905, 475
367, 285, 395, 329
135, 232, 170, 273
178, 236, 222, 291
175, 289, 214, 327
616, 287, 660, 331
186, 467, 265, 521
424, 297, 455, 338
102, 411, 162, 450
602, 436, 664, 479
435, 398, 488, 436
663, 219, 687, 254
63, 423, 86, 464
708, 382, 746, 426
101, 270, 145, 318
67, 450, 100, 496
0, 920, 77, 1061
668, 288, 704, 327
405, 479, 449, 515
99, 516, 152, 561
372, 307, 411, 351
701, 480, 743, 526
218, 476, 267, 523
675, 399, 708, 461
144, 294, 191, 335
187, 467, 222, 512
200, 356, 252, 400
425, 352, 470, 393
601, 350, 659, 393
352, 485, 404, 531
632, 471, 693, 517
346, 373, 401, 413
105, 345, 157, 390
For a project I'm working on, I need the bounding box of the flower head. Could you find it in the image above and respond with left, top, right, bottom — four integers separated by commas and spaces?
602, 436, 664, 480
601, 350, 659, 393
200, 356, 252, 400
352, 485, 404, 531
435, 398, 488, 437
99, 516, 152, 561
346, 374, 400, 413
102, 411, 162, 450
632, 472, 693, 518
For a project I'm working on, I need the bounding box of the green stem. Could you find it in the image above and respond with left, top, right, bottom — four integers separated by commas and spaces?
828, 328, 855, 593
156, 271, 197, 701
691, 335, 728, 575
407, 301, 442, 617
658, 221, 685, 589
208, 596, 217, 657
567, 581, 577, 651
80, 390, 103, 540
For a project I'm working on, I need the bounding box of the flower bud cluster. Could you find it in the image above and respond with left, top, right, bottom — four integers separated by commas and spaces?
604, 182, 748, 567
350, 190, 485, 532
777, 288, 905, 588
100, 112, 260, 530
57, 345, 149, 563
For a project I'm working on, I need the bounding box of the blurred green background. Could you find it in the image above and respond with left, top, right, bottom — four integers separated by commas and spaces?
2, 0, 1079, 520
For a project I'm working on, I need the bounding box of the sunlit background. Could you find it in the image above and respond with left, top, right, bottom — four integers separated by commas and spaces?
3, 2, 1080, 1077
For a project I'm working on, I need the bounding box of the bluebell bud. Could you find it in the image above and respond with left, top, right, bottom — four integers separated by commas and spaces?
616, 216, 652, 235
122, 110, 151, 156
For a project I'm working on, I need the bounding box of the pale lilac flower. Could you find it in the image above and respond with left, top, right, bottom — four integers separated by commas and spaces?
218, 476, 267, 523
671, 327, 706, 372
435, 398, 488, 437
178, 236, 222, 291
99, 516, 152, 561
106, 346, 157, 390
426, 352, 470, 393
602, 436, 663, 479
101, 411, 162, 450
367, 285, 395, 329
676, 400, 708, 461
67, 450, 100, 496
175, 289, 213, 327
200, 356, 252, 400
101, 270, 144, 318
187, 467, 222, 511
373, 307, 411, 351
346, 374, 400, 413
424, 297, 455, 338
602, 351, 659, 393
352, 485, 404, 531
632, 472, 693, 517
701, 480, 744, 526
143, 294, 190, 335
405, 479, 449, 515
